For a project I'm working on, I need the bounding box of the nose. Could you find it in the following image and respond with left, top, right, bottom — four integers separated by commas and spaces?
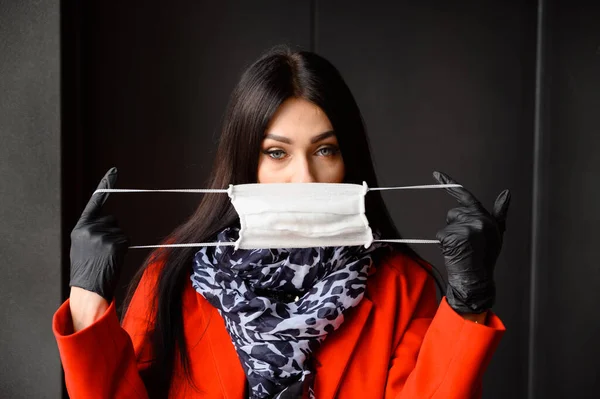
290, 156, 316, 183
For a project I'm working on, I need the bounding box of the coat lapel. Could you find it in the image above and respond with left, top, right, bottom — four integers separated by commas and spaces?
314, 297, 374, 399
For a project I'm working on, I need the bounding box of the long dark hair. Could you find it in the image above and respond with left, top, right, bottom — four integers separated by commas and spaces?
123, 45, 438, 397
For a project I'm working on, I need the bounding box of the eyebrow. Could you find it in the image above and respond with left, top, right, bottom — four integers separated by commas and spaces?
264, 130, 336, 145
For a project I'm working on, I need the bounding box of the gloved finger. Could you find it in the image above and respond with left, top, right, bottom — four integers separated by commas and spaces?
436, 223, 472, 248
78, 168, 118, 225
492, 189, 511, 225
72, 217, 119, 239
104, 232, 130, 248
433, 171, 480, 208
96, 217, 125, 233
92, 215, 118, 227
100, 227, 127, 239
445, 207, 483, 225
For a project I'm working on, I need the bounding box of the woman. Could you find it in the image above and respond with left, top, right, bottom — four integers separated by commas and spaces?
54, 46, 510, 398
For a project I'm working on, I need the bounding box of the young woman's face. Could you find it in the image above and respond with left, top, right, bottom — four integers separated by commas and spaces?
257, 98, 345, 183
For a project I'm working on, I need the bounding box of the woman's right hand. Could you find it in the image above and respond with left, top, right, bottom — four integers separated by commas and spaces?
69, 168, 129, 329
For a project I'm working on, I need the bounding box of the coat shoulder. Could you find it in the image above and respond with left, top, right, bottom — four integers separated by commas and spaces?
374, 250, 433, 285
367, 249, 437, 306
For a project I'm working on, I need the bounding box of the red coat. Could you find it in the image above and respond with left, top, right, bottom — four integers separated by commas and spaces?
53, 251, 505, 398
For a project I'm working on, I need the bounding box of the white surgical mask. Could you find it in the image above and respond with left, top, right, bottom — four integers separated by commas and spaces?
95, 181, 461, 249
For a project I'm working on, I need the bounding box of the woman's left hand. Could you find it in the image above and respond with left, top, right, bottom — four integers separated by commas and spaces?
433, 171, 511, 315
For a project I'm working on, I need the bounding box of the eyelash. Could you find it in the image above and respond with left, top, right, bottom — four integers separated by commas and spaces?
263, 146, 340, 160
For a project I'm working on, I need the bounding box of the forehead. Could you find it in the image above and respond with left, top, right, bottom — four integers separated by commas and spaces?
265, 98, 333, 139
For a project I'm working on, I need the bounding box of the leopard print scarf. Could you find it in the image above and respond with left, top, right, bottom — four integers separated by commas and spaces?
191, 227, 386, 398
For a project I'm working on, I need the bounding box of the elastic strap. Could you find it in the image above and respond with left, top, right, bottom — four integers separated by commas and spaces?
92, 183, 457, 248
94, 183, 461, 196
94, 188, 228, 194
129, 239, 439, 249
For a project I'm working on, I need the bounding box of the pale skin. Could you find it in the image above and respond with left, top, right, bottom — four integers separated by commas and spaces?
258, 97, 344, 184
70, 97, 485, 333
70, 287, 108, 331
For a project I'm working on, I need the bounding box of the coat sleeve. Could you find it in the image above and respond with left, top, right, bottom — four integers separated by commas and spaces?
52, 265, 161, 399
384, 267, 505, 399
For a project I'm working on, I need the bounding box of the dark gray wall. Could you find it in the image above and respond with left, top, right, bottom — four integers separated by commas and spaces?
68, 2, 537, 398
317, 2, 536, 398
0, 1, 62, 398
2, 0, 598, 398
532, 2, 600, 398
61, 1, 600, 399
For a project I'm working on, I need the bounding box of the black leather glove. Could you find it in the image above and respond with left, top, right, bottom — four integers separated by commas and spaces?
69, 168, 129, 301
433, 171, 511, 314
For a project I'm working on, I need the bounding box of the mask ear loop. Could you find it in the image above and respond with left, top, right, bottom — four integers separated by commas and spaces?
364, 182, 463, 299
91, 187, 236, 249
93, 182, 462, 249
367, 183, 462, 245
